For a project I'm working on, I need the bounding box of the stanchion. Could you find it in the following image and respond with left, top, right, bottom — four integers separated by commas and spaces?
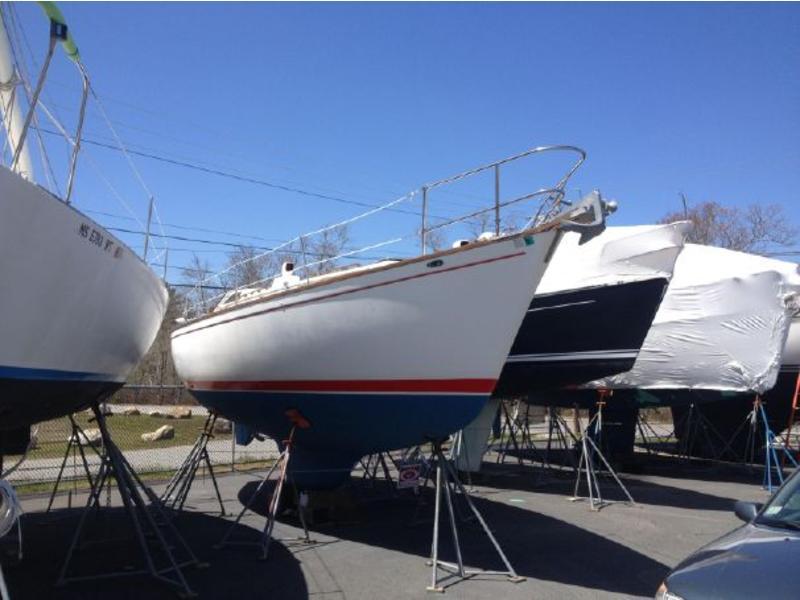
161, 413, 226, 516
56, 403, 203, 598
425, 439, 524, 593
570, 394, 635, 511
45, 415, 101, 513
215, 419, 314, 560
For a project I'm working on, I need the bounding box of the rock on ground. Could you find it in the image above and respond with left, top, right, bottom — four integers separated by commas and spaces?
141, 425, 175, 442
68, 428, 103, 447
170, 407, 192, 419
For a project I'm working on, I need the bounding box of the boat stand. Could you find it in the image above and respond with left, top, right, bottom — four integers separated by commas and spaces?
674, 402, 737, 462
495, 401, 542, 468
425, 440, 524, 593
734, 397, 798, 492
46, 415, 102, 513
56, 404, 203, 598
161, 413, 226, 516
781, 373, 800, 467
215, 427, 314, 560
570, 399, 635, 511
355, 451, 398, 498
634, 410, 672, 456
543, 407, 579, 474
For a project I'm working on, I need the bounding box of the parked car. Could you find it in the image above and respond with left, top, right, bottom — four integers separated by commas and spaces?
656, 467, 800, 600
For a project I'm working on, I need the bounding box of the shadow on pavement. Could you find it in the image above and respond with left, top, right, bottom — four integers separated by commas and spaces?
3, 507, 308, 600
238, 479, 668, 598
476, 460, 746, 512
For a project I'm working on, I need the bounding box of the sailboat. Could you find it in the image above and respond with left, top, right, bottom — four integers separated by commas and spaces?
495, 220, 690, 396
0, 4, 167, 447
172, 146, 611, 488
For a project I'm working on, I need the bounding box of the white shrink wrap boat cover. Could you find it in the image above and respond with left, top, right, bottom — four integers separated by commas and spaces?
535, 221, 691, 294
588, 244, 800, 394
453, 221, 690, 472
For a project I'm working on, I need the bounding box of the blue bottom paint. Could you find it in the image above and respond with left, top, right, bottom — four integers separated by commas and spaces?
0, 364, 114, 382
190, 390, 489, 489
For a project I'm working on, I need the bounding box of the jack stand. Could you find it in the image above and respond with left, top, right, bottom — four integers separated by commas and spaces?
634, 410, 672, 455
570, 397, 635, 511
747, 398, 798, 493
0, 479, 22, 600
495, 400, 542, 468
356, 451, 398, 497
161, 413, 226, 516
781, 372, 800, 468
675, 402, 738, 462
215, 427, 314, 560
46, 415, 102, 513
56, 404, 203, 598
425, 440, 524, 593
543, 407, 579, 474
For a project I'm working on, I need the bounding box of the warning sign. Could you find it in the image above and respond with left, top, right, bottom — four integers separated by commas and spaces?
397, 462, 422, 489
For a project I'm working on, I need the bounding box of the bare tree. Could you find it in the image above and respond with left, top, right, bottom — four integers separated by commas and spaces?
221, 245, 270, 289
181, 253, 214, 314
660, 200, 797, 253
467, 211, 495, 238
307, 225, 350, 275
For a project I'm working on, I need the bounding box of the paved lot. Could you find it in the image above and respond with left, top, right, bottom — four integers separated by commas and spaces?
2, 452, 773, 599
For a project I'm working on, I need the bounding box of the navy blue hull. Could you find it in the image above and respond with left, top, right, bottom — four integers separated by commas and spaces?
0, 370, 121, 431
496, 277, 668, 397
669, 368, 800, 460
190, 390, 489, 488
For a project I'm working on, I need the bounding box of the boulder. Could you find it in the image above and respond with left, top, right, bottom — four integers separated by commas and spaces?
68, 428, 103, 447
122, 407, 141, 416
170, 407, 192, 420
141, 425, 175, 442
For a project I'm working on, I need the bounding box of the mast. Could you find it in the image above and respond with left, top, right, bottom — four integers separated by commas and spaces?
0, 10, 34, 181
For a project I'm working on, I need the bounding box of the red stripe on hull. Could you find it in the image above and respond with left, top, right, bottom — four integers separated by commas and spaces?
187, 378, 497, 394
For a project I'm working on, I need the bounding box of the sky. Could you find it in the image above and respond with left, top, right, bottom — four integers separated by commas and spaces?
5, 2, 800, 282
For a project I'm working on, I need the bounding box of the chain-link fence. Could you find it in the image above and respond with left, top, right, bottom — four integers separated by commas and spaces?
4, 388, 678, 491
5, 386, 280, 490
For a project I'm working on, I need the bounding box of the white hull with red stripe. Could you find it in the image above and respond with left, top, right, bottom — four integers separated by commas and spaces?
171, 229, 560, 488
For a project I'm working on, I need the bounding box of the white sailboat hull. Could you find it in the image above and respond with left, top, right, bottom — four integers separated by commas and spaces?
0, 166, 168, 428
172, 229, 559, 487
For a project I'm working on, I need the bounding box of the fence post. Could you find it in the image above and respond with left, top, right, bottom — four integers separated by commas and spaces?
231, 434, 236, 473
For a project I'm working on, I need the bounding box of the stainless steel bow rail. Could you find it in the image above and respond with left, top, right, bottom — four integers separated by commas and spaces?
182, 144, 587, 319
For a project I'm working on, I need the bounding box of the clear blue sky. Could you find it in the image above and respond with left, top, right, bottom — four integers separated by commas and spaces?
8, 2, 800, 280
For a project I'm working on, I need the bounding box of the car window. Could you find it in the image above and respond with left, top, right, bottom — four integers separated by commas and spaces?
760, 470, 800, 526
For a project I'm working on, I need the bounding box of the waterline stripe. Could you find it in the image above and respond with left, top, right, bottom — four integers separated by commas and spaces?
187, 378, 496, 394
0, 364, 118, 382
